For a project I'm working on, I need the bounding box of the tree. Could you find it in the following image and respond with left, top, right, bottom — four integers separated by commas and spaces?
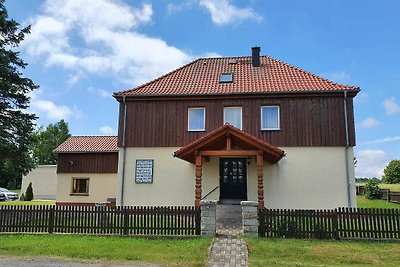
24, 182, 33, 201
31, 119, 70, 165
382, 159, 400, 184
0, 0, 38, 188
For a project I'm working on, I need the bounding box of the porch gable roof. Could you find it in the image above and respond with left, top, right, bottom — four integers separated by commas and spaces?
174, 124, 285, 164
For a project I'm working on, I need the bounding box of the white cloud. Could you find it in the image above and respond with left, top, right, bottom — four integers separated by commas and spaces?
355, 149, 390, 178
320, 71, 352, 84
22, 0, 195, 86
99, 125, 116, 135
199, 0, 262, 25
87, 87, 110, 98
383, 97, 400, 116
361, 136, 400, 145
29, 90, 81, 120
359, 117, 381, 128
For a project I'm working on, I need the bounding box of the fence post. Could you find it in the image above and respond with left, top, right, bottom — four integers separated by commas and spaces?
123, 207, 129, 236
332, 209, 339, 240
241, 201, 259, 237
387, 189, 391, 203
48, 206, 54, 234
200, 200, 217, 237
195, 207, 201, 235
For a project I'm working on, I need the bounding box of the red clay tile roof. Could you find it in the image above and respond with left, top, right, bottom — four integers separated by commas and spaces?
114, 56, 359, 97
53, 136, 118, 153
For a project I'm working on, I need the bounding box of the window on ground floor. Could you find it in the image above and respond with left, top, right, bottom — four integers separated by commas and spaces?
71, 178, 90, 195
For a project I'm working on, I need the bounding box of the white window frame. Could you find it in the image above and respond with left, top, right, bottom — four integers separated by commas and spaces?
261, 106, 280, 130
187, 107, 206, 131
223, 106, 243, 130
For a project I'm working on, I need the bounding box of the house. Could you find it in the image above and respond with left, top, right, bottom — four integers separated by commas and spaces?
112, 47, 359, 210
53, 136, 118, 206
21, 165, 57, 200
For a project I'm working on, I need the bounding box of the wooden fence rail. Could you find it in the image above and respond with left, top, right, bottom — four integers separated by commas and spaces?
356, 186, 400, 204
0, 205, 201, 236
259, 207, 400, 240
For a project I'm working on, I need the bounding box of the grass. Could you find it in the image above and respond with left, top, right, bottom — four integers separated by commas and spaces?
0, 200, 55, 206
0, 235, 211, 267
356, 195, 399, 209
247, 238, 400, 266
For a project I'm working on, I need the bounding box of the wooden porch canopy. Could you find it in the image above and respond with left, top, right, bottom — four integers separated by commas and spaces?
174, 124, 285, 209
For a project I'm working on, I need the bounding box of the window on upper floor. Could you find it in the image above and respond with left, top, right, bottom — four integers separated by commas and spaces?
224, 107, 242, 129
219, 73, 233, 83
261, 106, 280, 130
188, 107, 205, 131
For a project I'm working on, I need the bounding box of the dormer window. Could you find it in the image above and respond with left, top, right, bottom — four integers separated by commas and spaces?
219, 73, 233, 83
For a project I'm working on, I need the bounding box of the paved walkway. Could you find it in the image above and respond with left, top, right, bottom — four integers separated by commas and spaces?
208, 204, 248, 267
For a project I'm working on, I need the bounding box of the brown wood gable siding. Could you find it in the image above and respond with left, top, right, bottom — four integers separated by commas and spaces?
118, 95, 356, 148
57, 153, 118, 173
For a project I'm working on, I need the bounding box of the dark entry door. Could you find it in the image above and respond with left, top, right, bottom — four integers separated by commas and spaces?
220, 158, 247, 200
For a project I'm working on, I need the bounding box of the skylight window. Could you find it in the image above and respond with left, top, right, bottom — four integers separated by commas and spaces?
219, 73, 233, 83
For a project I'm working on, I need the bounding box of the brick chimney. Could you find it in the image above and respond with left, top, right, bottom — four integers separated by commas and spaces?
251, 47, 260, 67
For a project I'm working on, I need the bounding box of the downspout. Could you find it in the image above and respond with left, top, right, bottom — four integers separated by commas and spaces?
343, 91, 352, 207
120, 95, 128, 206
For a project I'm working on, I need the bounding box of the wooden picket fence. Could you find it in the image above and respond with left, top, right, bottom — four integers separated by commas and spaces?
259, 208, 400, 240
0, 205, 201, 236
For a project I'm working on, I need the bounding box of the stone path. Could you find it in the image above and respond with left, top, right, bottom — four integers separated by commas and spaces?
207, 204, 248, 267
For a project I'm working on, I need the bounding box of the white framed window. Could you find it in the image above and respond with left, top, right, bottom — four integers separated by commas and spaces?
71, 178, 89, 195
261, 106, 280, 130
224, 107, 242, 129
188, 107, 205, 131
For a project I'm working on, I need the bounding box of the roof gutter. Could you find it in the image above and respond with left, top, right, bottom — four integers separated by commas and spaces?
343, 90, 352, 207
120, 95, 128, 206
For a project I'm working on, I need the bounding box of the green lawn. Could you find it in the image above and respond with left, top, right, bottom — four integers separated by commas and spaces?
356, 195, 399, 209
0, 235, 211, 267
247, 238, 400, 266
0, 200, 55, 206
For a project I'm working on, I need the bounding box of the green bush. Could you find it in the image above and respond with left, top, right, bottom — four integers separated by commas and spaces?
365, 179, 382, 199
382, 159, 400, 184
25, 182, 34, 201
19, 193, 25, 201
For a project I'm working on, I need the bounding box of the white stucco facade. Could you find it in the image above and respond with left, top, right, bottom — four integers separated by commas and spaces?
56, 173, 117, 204
21, 165, 57, 200
117, 147, 356, 209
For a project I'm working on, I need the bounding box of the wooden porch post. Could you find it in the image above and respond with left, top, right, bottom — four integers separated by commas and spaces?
256, 152, 264, 210
194, 154, 203, 209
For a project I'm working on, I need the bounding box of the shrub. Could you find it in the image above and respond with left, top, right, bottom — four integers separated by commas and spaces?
25, 182, 34, 201
19, 193, 25, 201
365, 179, 382, 200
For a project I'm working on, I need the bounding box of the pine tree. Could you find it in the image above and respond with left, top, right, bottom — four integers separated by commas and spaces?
25, 182, 34, 201
0, 0, 38, 188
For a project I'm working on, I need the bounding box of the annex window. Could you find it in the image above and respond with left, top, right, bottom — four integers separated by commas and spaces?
219, 73, 233, 83
224, 107, 242, 129
71, 178, 89, 195
188, 107, 205, 131
261, 106, 280, 130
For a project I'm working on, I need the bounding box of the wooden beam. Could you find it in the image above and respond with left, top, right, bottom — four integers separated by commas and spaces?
194, 155, 202, 209
226, 133, 231, 150
199, 150, 259, 156
256, 153, 264, 210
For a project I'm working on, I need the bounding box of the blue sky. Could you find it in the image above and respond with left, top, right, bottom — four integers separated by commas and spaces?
5, 0, 400, 178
